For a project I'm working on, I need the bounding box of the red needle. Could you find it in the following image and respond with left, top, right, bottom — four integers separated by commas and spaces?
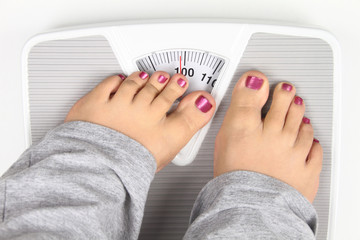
180, 55, 182, 74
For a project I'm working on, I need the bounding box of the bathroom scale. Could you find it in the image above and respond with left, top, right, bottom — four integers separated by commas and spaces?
22, 20, 340, 239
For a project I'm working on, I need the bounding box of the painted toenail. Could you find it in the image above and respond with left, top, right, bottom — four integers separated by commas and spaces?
158, 75, 168, 83
118, 74, 126, 80
195, 95, 212, 113
313, 138, 320, 143
282, 83, 293, 91
245, 76, 264, 90
294, 96, 303, 105
177, 78, 187, 88
139, 71, 149, 80
303, 117, 310, 124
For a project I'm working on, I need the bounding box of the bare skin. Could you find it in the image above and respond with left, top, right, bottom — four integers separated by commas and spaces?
65, 70, 322, 203
65, 71, 216, 172
214, 71, 323, 203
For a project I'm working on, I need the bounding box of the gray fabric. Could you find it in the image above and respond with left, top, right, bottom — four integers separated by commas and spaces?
0, 121, 156, 239
185, 171, 317, 240
0, 121, 317, 239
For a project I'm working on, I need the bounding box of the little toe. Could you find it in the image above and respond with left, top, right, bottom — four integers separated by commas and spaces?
282, 95, 306, 143
224, 70, 269, 131
304, 140, 323, 202
91, 74, 125, 101
264, 82, 296, 132
113, 71, 150, 102
134, 71, 170, 105
151, 74, 189, 116
294, 121, 314, 159
306, 140, 323, 173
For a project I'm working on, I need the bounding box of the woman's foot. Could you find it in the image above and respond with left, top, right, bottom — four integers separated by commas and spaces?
65, 71, 216, 171
214, 71, 323, 202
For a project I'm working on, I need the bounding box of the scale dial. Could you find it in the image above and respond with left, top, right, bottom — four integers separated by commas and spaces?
135, 49, 226, 95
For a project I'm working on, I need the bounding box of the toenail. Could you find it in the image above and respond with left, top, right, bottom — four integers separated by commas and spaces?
195, 95, 212, 113
118, 74, 126, 80
139, 71, 149, 80
313, 138, 320, 143
282, 83, 293, 91
294, 96, 303, 105
177, 78, 187, 88
245, 76, 264, 90
303, 117, 310, 124
158, 75, 168, 83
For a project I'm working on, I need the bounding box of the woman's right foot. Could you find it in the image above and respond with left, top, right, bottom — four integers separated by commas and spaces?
214, 71, 323, 203
65, 71, 216, 172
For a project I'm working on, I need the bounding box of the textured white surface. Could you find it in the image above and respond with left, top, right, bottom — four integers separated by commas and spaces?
25, 33, 334, 239
1, 0, 360, 239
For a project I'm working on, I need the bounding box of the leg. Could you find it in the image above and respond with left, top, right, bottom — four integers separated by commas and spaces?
0, 71, 216, 240
185, 71, 322, 239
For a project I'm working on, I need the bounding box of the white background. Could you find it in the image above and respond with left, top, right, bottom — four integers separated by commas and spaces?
0, 0, 359, 238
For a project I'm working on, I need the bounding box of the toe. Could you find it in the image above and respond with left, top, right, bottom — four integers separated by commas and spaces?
304, 140, 323, 202
306, 140, 323, 173
165, 91, 215, 141
282, 95, 306, 143
134, 71, 170, 105
264, 82, 296, 132
113, 71, 149, 102
225, 70, 269, 131
91, 75, 124, 101
151, 74, 189, 116
294, 121, 314, 158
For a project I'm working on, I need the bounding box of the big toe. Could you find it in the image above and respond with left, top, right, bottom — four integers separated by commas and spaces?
164, 92, 215, 152
224, 71, 269, 131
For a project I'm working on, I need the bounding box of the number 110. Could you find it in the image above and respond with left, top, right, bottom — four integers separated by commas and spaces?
201, 73, 217, 87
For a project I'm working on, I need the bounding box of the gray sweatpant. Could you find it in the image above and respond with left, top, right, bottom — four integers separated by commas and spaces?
0, 121, 317, 239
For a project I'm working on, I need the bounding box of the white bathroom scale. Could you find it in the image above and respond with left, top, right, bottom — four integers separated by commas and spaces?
22, 20, 340, 240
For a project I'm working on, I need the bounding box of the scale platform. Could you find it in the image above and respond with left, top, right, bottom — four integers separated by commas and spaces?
22, 20, 340, 239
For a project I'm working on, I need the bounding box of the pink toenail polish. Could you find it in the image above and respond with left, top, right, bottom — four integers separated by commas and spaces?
139, 71, 148, 80
303, 117, 310, 124
177, 78, 187, 88
158, 75, 168, 83
245, 76, 264, 90
195, 95, 212, 113
294, 96, 303, 105
118, 74, 126, 80
282, 83, 293, 91
313, 138, 320, 143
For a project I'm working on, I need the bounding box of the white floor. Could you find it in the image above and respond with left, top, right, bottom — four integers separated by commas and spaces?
1, 0, 359, 239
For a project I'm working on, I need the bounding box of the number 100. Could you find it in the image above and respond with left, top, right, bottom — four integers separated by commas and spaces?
174, 68, 217, 88
174, 67, 194, 77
